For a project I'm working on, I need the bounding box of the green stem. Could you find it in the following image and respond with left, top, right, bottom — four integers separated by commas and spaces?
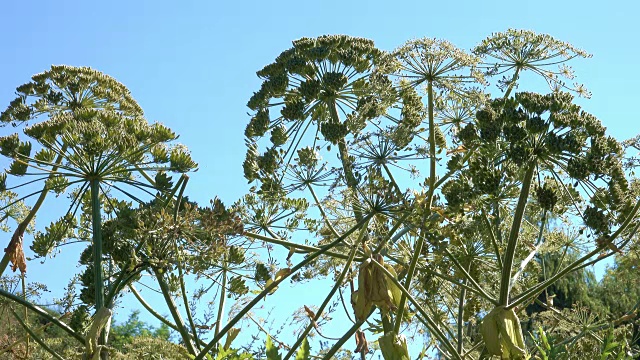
394, 80, 436, 333
482, 211, 502, 271
503, 68, 521, 99
307, 184, 340, 238
129, 284, 181, 332
426, 81, 436, 205
11, 309, 65, 360
194, 214, 372, 360
244, 231, 359, 261
154, 268, 198, 355
178, 253, 200, 350
443, 248, 497, 305
457, 264, 470, 354
320, 320, 365, 360
22, 274, 29, 358
214, 268, 227, 342
393, 233, 424, 334
499, 163, 535, 305
329, 101, 362, 222
90, 180, 105, 312
89, 179, 108, 360
283, 221, 366, 360
0, 288, 84, 344
383, 163, 403, 196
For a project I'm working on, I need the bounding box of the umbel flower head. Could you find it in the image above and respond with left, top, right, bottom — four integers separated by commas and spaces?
0, 65, 148, 274
389, 37, 484, 96
243, 35, 396, 184
1, 65, 143, 127
474, 29, 592, 96
0, 75, 197, 269
443, 91, 633, 241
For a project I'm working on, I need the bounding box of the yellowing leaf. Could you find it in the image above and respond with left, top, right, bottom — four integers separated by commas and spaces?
223, 327, 241, 351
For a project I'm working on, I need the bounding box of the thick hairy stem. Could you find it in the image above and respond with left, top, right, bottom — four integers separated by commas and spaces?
283, 222, 366, 360
394, 81, 436, 333
91, 180, 104, 312
499, 163, 535, 305
154, 268, 198, 355
194, 215, 372, 360
89, 179, 109, 360
426, 81, 436, 204
0, 151, 66, 276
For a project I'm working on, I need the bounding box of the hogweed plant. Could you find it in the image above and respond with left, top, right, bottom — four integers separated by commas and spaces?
229, 30, 639, 360
0, 66, 197, 359
0, 31, 639, 360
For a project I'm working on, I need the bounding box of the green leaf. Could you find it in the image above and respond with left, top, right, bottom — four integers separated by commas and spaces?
228, 276, 249, 298
266, 336, 281, 360
7, 159, 28, 176
154, 172, 173, 191
169, 146, 198, 173
295, 337, 310, 360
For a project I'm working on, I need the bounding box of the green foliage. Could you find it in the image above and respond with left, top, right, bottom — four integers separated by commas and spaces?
265, 336, 282, 360
109, 310, 171, 349
295, 338, 310, 360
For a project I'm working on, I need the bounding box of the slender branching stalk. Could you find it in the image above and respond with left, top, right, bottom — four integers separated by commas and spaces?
283, 220, 367, 360
194, 215, 372, 360
153, 268, 198, 355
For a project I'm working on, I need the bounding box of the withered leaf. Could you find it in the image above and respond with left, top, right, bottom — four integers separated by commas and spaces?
5, 228, 26, 273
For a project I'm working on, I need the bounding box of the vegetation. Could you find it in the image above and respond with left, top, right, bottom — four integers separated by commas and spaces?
0, 30, 638, 359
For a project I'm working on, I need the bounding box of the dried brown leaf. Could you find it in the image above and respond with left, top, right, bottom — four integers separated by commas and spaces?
5, 228, 26, 273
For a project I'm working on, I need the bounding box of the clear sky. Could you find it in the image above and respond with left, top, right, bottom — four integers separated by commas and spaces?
1, 0, 639, 352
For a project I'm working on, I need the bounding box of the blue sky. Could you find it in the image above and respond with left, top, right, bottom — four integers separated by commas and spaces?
1, 0, 639, 354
